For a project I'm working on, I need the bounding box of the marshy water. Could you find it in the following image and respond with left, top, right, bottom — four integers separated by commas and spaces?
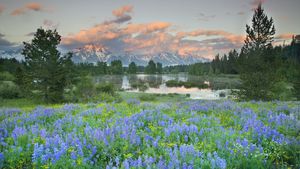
95, 73, 240, 99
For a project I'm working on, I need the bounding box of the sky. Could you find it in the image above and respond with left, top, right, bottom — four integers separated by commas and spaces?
0, 0, 299, 59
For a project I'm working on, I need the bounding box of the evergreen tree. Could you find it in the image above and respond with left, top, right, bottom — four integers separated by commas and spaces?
110, 60, 123, 74
22, 28, 72, 103
238, 4, 278, 100
242, 4, 275, 53
128, 62, 137, 74
227, 50, 239, 74
156, 62, 163, 74
96, 61, 108, 74
145, 60, 156, 74
211, 54, 220, 74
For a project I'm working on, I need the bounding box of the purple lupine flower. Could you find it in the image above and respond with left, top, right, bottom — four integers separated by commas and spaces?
137, 156, 142, 167
32, 143, 44, 163
184, 135, 189, 142
123, 159, 130, 169
241, 138, 248, 148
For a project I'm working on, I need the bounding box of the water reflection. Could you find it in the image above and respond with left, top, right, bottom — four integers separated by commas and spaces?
95, 74, 240, 100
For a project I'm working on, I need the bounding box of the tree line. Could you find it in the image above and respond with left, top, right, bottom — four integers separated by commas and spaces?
188, 4, 300, 100
1, 4, 299, 102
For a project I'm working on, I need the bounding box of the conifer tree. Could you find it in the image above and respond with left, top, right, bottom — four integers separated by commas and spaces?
128, 62, 137, 74
22, 28, 72, 103
238, 4, 277, 100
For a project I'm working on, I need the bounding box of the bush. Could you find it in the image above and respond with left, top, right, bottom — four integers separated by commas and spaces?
95, 92, 122, 103
95, 83, 115, 95
0, 72, 15, 81
165, 80, 209, 89
74, 76, 95, 102
166, 80, 182, 87
71, 76, 120, 103
219, 92, 226, 97
0, 81, 20, 99
139, 94, 156, 101
271, 81, 294, 100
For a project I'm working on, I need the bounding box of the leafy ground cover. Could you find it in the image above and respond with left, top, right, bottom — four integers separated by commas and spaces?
0, 99, 299, 168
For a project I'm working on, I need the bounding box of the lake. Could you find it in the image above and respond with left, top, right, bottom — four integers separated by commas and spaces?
95, 73, 240, 100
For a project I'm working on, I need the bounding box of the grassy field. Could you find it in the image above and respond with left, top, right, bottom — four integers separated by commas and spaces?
0, 95, 299, 168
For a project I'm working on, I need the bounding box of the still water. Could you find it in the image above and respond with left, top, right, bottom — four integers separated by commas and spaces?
95, 74, 239, 100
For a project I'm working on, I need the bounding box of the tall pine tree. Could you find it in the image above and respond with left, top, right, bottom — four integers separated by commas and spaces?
238, 4, 277, 100
22, 28, 72, 103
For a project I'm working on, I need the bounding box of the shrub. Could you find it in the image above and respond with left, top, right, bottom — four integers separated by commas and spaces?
219, 92, 226, 97
0, 81, 20, 99
0, 72, 15, 81
139, 94, 156, 101
71, 76, 120, 103
74, 76, 96, 102
95, 83, 115, 95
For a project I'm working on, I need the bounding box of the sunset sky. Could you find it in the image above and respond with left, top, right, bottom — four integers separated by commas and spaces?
0, 0, 299, 59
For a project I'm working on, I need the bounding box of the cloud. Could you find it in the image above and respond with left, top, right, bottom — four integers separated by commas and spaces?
11, 2, 45, 16
122, 22, 171, 34
275, 33, 294, 40
26, 3, 42, 11
11, 8, 26, 16
26, 32, 35, 37
0, 4, 4, 14
250, 0, 267, 10
237, 11, 245, 15
43, 19, 59, 29
62, 5, 244, 60
112, 5, 133, 17
0, 33, 15, 50
198, 13, 216, 22
176, 29, 244, 44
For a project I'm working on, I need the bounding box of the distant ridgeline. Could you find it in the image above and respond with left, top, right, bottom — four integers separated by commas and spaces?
1, 35, 299, 76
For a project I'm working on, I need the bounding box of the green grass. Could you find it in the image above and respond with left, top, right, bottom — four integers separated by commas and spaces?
118, 91, 189, 103
0, 92, 189, 110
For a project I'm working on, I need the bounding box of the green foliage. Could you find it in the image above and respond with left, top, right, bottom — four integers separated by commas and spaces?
0, 58, 22, 74
138, 94, 156, 101
71, 75, 120, 103
0, 71, 15, 81
165, 80, 209, 89
271, 81, 294, 100
145, 60, 156, 74
0, 99, 299, 168
163, 65, 189, 73
22, 28, 72, 103
243, 4, 275, 52
237, 5, 279, 101
97, 61, 108, 74
156, 62, 163, 74
110, 60, 123, 74
0, 81, 20, 99
73, 76, 96, 102
95, 83, 115, 96
128, 62, 137, 74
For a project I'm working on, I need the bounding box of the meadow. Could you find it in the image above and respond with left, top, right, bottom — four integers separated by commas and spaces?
0, 98, 299, 169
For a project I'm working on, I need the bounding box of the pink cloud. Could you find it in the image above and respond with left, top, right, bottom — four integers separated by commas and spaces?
11, 2, 45, 16
11, 8, 26, 16
275, 33, 294, 40
251, 0, 267, 6
0, 4, 4, 14
62, 5, 243, 60
251, 0, 267, 10
62, 23, 119, 45
112, 5, 133, 17
26, 2, 42, 11
43, 19, 59, 29
176, 29, 244, 45
123, 22, 171, 34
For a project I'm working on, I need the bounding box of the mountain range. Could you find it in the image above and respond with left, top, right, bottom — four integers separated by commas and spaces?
0, 44, 209, 66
